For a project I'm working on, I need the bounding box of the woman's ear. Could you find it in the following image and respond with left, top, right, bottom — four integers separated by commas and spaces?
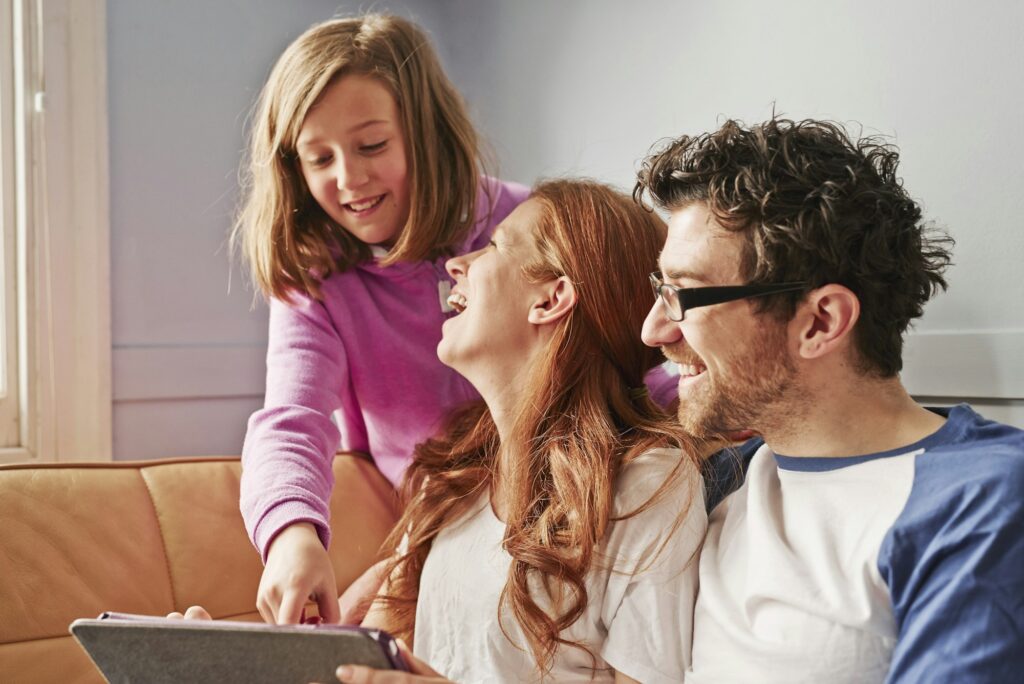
792, 284, 860, 360
528, 276, 577, 326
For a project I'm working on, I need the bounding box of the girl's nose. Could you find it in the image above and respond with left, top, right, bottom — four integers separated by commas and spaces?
336, 155, 369, 190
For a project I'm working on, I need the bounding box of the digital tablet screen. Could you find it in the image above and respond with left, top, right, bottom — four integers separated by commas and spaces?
70, 612, 407, 684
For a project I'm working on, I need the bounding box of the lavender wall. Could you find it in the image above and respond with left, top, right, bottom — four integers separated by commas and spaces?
108, 0, 1022, 461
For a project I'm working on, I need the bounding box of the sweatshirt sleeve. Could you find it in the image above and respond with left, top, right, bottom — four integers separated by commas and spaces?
462, 177, 531, 252
643, 363, 678, 409
880, 439, 1024, 683
240, 292, 348, 562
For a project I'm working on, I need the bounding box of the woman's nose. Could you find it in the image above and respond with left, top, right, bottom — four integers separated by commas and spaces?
445, 254, 466, 279
445, 246, 484, 279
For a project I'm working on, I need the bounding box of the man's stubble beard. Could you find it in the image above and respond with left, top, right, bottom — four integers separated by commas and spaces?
672, 321, 801, 440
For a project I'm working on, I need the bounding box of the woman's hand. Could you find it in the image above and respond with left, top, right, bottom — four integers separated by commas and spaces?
259, 522, 340, 624
338, 558, 389, 625
166, 605, 212, 620
334, 640, 450, 683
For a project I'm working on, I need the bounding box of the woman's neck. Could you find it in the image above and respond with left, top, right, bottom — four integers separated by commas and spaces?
457, 342, 549, 521
480, 376, 522, 523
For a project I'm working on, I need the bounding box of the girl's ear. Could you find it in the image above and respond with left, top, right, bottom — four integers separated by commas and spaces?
528, 276, 577, 326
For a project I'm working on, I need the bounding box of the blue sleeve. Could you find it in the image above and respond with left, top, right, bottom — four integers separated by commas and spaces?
879, 429, 1024, 682
703, 437, 763, 513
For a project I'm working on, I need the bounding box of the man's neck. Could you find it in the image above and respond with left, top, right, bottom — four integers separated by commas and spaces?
761, 377, 947, 458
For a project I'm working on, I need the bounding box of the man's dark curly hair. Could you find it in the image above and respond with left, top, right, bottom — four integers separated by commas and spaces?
634, 117, 954, 377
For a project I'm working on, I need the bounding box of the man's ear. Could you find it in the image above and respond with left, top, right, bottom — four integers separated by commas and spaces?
528, 276, 577, 326
791, 284, 860, 360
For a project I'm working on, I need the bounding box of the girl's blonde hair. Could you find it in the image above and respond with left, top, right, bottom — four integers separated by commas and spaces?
380, 180, 703, 675
234, 14, 485, 300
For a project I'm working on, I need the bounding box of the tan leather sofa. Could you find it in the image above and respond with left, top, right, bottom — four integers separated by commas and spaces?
0, 454, 398, 684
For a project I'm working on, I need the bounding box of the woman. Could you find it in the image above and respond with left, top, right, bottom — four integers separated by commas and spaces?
356, 179, 707, 683
175, 179, 704, 682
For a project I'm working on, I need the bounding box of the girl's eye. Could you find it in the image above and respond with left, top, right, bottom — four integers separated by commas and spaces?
360, 140, 387, 153
487, 239, 497, 248
306, 154, 332, 168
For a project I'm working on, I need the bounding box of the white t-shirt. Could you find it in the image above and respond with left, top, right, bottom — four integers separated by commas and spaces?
688, 405, 1024, 683
413, 448, 705, 683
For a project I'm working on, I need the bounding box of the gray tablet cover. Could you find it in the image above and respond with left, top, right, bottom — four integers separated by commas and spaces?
70, 613, 405, 684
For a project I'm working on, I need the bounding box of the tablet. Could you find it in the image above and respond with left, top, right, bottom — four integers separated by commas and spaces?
69, 612, 408, 684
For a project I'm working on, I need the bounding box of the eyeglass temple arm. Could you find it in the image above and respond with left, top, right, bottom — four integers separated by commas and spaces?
684, 283, 807, 309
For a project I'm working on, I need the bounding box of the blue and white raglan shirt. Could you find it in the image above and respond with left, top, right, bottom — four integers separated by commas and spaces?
689, 405, 1024, 683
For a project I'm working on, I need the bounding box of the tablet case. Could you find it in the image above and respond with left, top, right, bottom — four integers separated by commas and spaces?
70, 612, 407, 684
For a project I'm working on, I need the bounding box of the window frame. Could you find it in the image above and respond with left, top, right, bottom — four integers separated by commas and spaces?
0, 0, 32, 457
0, 0, 111, 464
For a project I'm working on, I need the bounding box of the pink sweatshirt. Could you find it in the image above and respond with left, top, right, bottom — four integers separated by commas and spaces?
240, 179, 529, 559
239, 177, 679, 560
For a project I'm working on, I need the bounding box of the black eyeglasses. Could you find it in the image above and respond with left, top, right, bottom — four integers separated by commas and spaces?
650, 272, 807, 322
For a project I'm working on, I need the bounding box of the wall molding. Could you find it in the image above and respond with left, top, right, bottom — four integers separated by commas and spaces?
112, 330, 1024, 405
901, 330, 1024, 400
113, 344, 266, 402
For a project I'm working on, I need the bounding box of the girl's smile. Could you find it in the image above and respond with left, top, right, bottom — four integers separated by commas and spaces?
296, 74, 411, 247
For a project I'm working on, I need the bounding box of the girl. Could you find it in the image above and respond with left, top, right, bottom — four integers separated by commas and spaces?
234, 14, 529, 625
357, 180, 707, 683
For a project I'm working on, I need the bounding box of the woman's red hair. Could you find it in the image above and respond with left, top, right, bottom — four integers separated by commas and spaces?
379, 179, 702, 675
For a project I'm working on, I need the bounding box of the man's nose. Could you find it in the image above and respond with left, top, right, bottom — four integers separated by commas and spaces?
641, 300, 682, 348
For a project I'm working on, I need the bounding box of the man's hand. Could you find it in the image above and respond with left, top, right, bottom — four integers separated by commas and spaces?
259, 522, 340, 624
338, 558, 389, 625
334, 640, 450, 683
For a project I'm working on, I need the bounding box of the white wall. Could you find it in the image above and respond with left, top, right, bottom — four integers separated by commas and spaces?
108, 0, 1023, 461
107, 1, 459, 460
107, 1, 414, 459
428, 0, 1024, 426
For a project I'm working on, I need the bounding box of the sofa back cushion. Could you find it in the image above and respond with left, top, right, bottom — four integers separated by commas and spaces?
0, 454, 398, 684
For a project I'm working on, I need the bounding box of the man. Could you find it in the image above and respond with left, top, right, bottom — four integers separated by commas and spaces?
328, 119, 1024, 684
636, 117, 1024, 682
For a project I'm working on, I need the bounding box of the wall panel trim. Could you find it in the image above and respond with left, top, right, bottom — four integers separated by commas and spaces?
901, 330, 1023, 400
113, 331, 1023, 405
113, 344, 265, 402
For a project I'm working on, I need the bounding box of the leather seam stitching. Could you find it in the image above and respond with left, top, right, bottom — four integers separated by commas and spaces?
138, 468, 179, 610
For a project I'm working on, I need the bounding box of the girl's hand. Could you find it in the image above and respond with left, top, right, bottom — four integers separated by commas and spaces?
259, 522, 340, 624
334, 640, 451, 683
338, 558, 389, 625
